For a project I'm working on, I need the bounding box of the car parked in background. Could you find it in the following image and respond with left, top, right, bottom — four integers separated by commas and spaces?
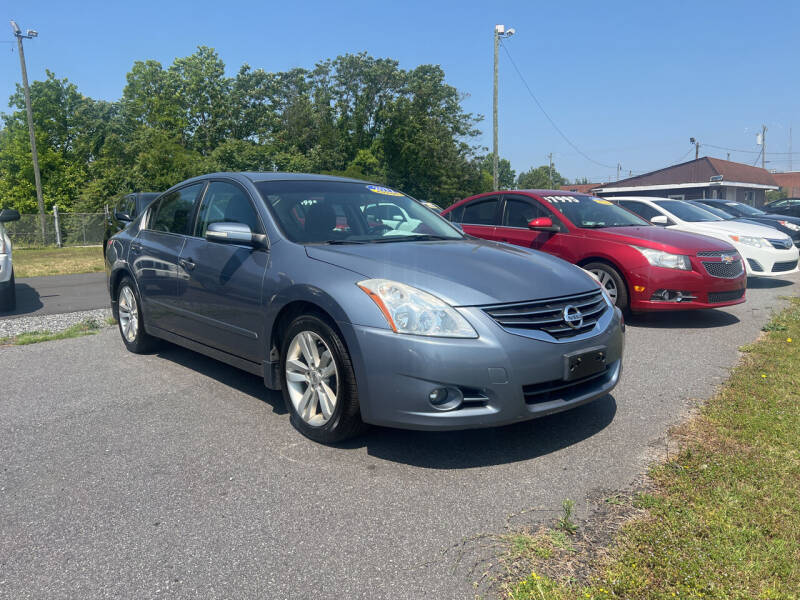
0, 208, 21, 312
442, 191, 747, 311
609, 197, 799, 277
691, 198, 800, 246
106, 174, 624, 443
103, 192, 160, 256
763, 197, 800, 218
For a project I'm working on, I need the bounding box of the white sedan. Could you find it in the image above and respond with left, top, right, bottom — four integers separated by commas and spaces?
0, 208, 21, 311
610, 197, 799, 277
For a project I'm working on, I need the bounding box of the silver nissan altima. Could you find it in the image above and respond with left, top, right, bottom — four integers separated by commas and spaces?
106, 173, 624, 443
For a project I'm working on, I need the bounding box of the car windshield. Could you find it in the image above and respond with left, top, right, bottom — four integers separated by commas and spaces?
543, 194, 649, 228
254, 180, 464, 244
695, 203, 736, 219
653, 200, 722, 222
725, 201, 765, 217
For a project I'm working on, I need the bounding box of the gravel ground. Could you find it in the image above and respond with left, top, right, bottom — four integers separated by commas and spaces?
0, 307, 113, 338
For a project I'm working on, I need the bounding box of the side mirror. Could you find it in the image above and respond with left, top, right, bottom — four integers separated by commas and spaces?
206, 222, 267, 249
0, 208, 20, 223
114, 210, 133, 222
528, 216, 559, 232
650, 215, 668, 226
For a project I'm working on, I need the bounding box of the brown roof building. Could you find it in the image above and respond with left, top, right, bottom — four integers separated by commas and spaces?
771, 172, 800, 197
592, 157, 779, 206
558, 183, 600, 194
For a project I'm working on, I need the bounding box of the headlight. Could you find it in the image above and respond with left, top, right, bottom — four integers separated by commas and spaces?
779, 221, 800, 232
357, 279, 478, 338
631, 246, 691, 270
728, 235, 770, 248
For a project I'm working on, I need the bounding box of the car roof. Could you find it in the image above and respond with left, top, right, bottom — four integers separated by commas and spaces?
175, 172, 373, 187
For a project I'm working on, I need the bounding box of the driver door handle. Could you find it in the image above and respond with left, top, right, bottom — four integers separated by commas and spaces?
179, 258, 196, 271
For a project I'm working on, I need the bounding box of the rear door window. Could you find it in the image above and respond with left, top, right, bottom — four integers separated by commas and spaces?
461, 197, 500, 225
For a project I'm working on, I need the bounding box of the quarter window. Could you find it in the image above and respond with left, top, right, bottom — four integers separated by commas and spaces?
461, 197, 499, 225
149, 184, 205, 234
195, 182, 262, 237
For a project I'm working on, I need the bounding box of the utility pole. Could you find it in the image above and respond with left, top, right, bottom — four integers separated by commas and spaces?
762, 125, 767, 170
548, 153, 553, 188
616, 162, 621, 182
493, 24, 515, 190
10, 20, 45, 243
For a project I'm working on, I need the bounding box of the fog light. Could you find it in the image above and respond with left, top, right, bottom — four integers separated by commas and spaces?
428, 387, 464, 411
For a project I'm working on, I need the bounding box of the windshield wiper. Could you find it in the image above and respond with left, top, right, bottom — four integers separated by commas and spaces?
372, 234, 454, 243
318, 239, 370, 245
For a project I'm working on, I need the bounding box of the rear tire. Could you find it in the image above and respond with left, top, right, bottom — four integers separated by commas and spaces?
280, 314, 367, 443
584, 261, 628, 310
116, 277, 159, 354
0, 270, 15, 312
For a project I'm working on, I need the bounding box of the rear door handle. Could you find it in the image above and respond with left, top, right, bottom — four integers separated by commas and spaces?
179, 258, 196, 271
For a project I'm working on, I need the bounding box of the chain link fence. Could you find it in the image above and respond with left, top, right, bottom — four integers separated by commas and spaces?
4, 209, 106, 248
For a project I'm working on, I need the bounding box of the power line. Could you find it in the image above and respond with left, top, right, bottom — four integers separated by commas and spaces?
500, 42, 615, 170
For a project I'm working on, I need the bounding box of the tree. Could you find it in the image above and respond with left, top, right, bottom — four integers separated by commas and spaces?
478, 154, 516, 190
517, 164, 567, 190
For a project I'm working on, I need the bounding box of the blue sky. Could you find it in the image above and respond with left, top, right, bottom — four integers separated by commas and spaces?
3, 0, 798, 182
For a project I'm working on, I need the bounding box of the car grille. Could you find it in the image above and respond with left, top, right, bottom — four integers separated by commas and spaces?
480, 290, 608, 340
701, 252, 744, 278
772, 259, 798, 272
768, 238, 793, 250
697, 250, 728, 257
523, 365, 613, 405
708, 289, 745, 303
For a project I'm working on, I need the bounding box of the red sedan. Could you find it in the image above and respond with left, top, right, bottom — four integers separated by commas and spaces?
442, 190, 747, 311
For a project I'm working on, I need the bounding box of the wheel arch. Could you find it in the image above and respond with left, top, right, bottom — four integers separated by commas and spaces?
577, 256, 631, 298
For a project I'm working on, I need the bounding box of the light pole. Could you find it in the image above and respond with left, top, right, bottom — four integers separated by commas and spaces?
10, 20, 46, 243
493, 24, 515, 190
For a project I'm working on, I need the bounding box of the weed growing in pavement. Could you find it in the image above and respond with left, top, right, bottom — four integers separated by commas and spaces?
556, 499, 578, 535
2, 319, 103, 346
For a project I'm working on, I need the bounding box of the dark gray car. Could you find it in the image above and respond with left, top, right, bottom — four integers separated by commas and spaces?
105, 173, 624, 443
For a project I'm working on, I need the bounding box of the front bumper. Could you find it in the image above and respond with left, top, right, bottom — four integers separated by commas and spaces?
339, 305, 624, 430
626, 263, 746, 311
739, 244, 800, 277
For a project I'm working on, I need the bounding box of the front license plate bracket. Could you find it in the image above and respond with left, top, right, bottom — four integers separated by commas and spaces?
563, 346, 607, 381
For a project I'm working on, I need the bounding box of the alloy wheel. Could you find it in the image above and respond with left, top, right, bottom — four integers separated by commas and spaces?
589, 268, 618, 305
285, 331, 339, 427
118, 285, 139, 343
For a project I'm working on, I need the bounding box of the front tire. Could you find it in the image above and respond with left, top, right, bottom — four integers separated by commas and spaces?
117, 277, 159, 353
280, 314, 367, 443
0, 270, 16, 312
584, 261, 628, 310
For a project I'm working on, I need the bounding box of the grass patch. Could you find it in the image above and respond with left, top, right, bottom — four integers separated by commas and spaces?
12, 245, 104, 277
0, 319, 103, 346
507, 299, 800, 599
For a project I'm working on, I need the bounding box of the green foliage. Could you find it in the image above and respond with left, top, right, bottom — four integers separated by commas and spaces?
766, 188, 788, 203
479, 153, 516, 190
1, 48, 489, 212
517, 163, 567, 190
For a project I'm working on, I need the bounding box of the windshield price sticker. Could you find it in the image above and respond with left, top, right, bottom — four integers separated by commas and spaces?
544, 195, 580, 203
594, 199, 613, 205
366, 185, 404, 197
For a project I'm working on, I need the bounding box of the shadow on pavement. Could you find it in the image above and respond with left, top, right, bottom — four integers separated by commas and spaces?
0, 284, 43, 318
151, 340, 616, 469
345, 394, 617, 469
154, 342, 288, 416
627, 308, 739, 329
746, 277, 795, 289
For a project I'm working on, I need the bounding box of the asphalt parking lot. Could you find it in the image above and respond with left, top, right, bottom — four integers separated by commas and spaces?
1, 274, 798, 599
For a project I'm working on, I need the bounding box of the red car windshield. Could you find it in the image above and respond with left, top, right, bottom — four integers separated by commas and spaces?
543, 194, 649, 229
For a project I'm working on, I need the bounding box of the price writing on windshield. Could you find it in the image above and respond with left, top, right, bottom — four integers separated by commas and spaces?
543, 196, 580, 203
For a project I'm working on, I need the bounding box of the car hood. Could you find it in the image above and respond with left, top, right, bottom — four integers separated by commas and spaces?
305, 239, 597, 306
679, 220, 791, 240
580, 226, 735, 253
